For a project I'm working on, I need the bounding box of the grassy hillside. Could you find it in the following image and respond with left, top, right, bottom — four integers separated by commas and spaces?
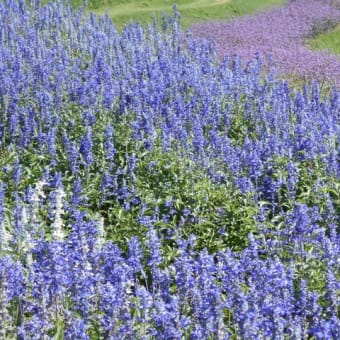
310, 24, 340, 54
76, 0, 284, 30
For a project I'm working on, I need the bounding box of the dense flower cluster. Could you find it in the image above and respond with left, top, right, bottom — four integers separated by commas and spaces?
191, 0, 340, 85
0, 0, 339, 338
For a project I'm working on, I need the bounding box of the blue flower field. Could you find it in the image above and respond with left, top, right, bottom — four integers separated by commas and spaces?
0, 0, 339, 338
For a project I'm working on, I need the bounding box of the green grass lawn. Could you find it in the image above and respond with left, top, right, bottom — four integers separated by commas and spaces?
309, 24, 340, 55
79, 0, 284, 30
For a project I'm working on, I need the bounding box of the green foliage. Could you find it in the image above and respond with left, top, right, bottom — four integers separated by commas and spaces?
309, 24, 340, 55
135, 148, 258, 253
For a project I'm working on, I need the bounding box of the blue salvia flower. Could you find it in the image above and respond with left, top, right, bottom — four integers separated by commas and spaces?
147, 226, 162, 269
286, 160, 299, 198
193, 249, 223, 338
134, 285, 155, 338
0, 184, 7, 253
64, 211, 99, 319
64, 136, 79, 174
0, 256, 25, 333
12, 157, 21, 187
0, 256, 26, 305
18, 314, 53, 340
79, 127, 93, 167
70, 177, 83, 209
47, 126, 57, 160
104, 123, 116, 162
9, 107, 19, 143
151, 287, 182, 339
65, 318, 90, 340
100, 170, 113, 202
127, 236, 143, 273
325, 269, 340, 318
82, 109, 96, 127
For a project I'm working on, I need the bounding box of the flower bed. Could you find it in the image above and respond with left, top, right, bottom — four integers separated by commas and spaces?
0, 1, 339, 338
